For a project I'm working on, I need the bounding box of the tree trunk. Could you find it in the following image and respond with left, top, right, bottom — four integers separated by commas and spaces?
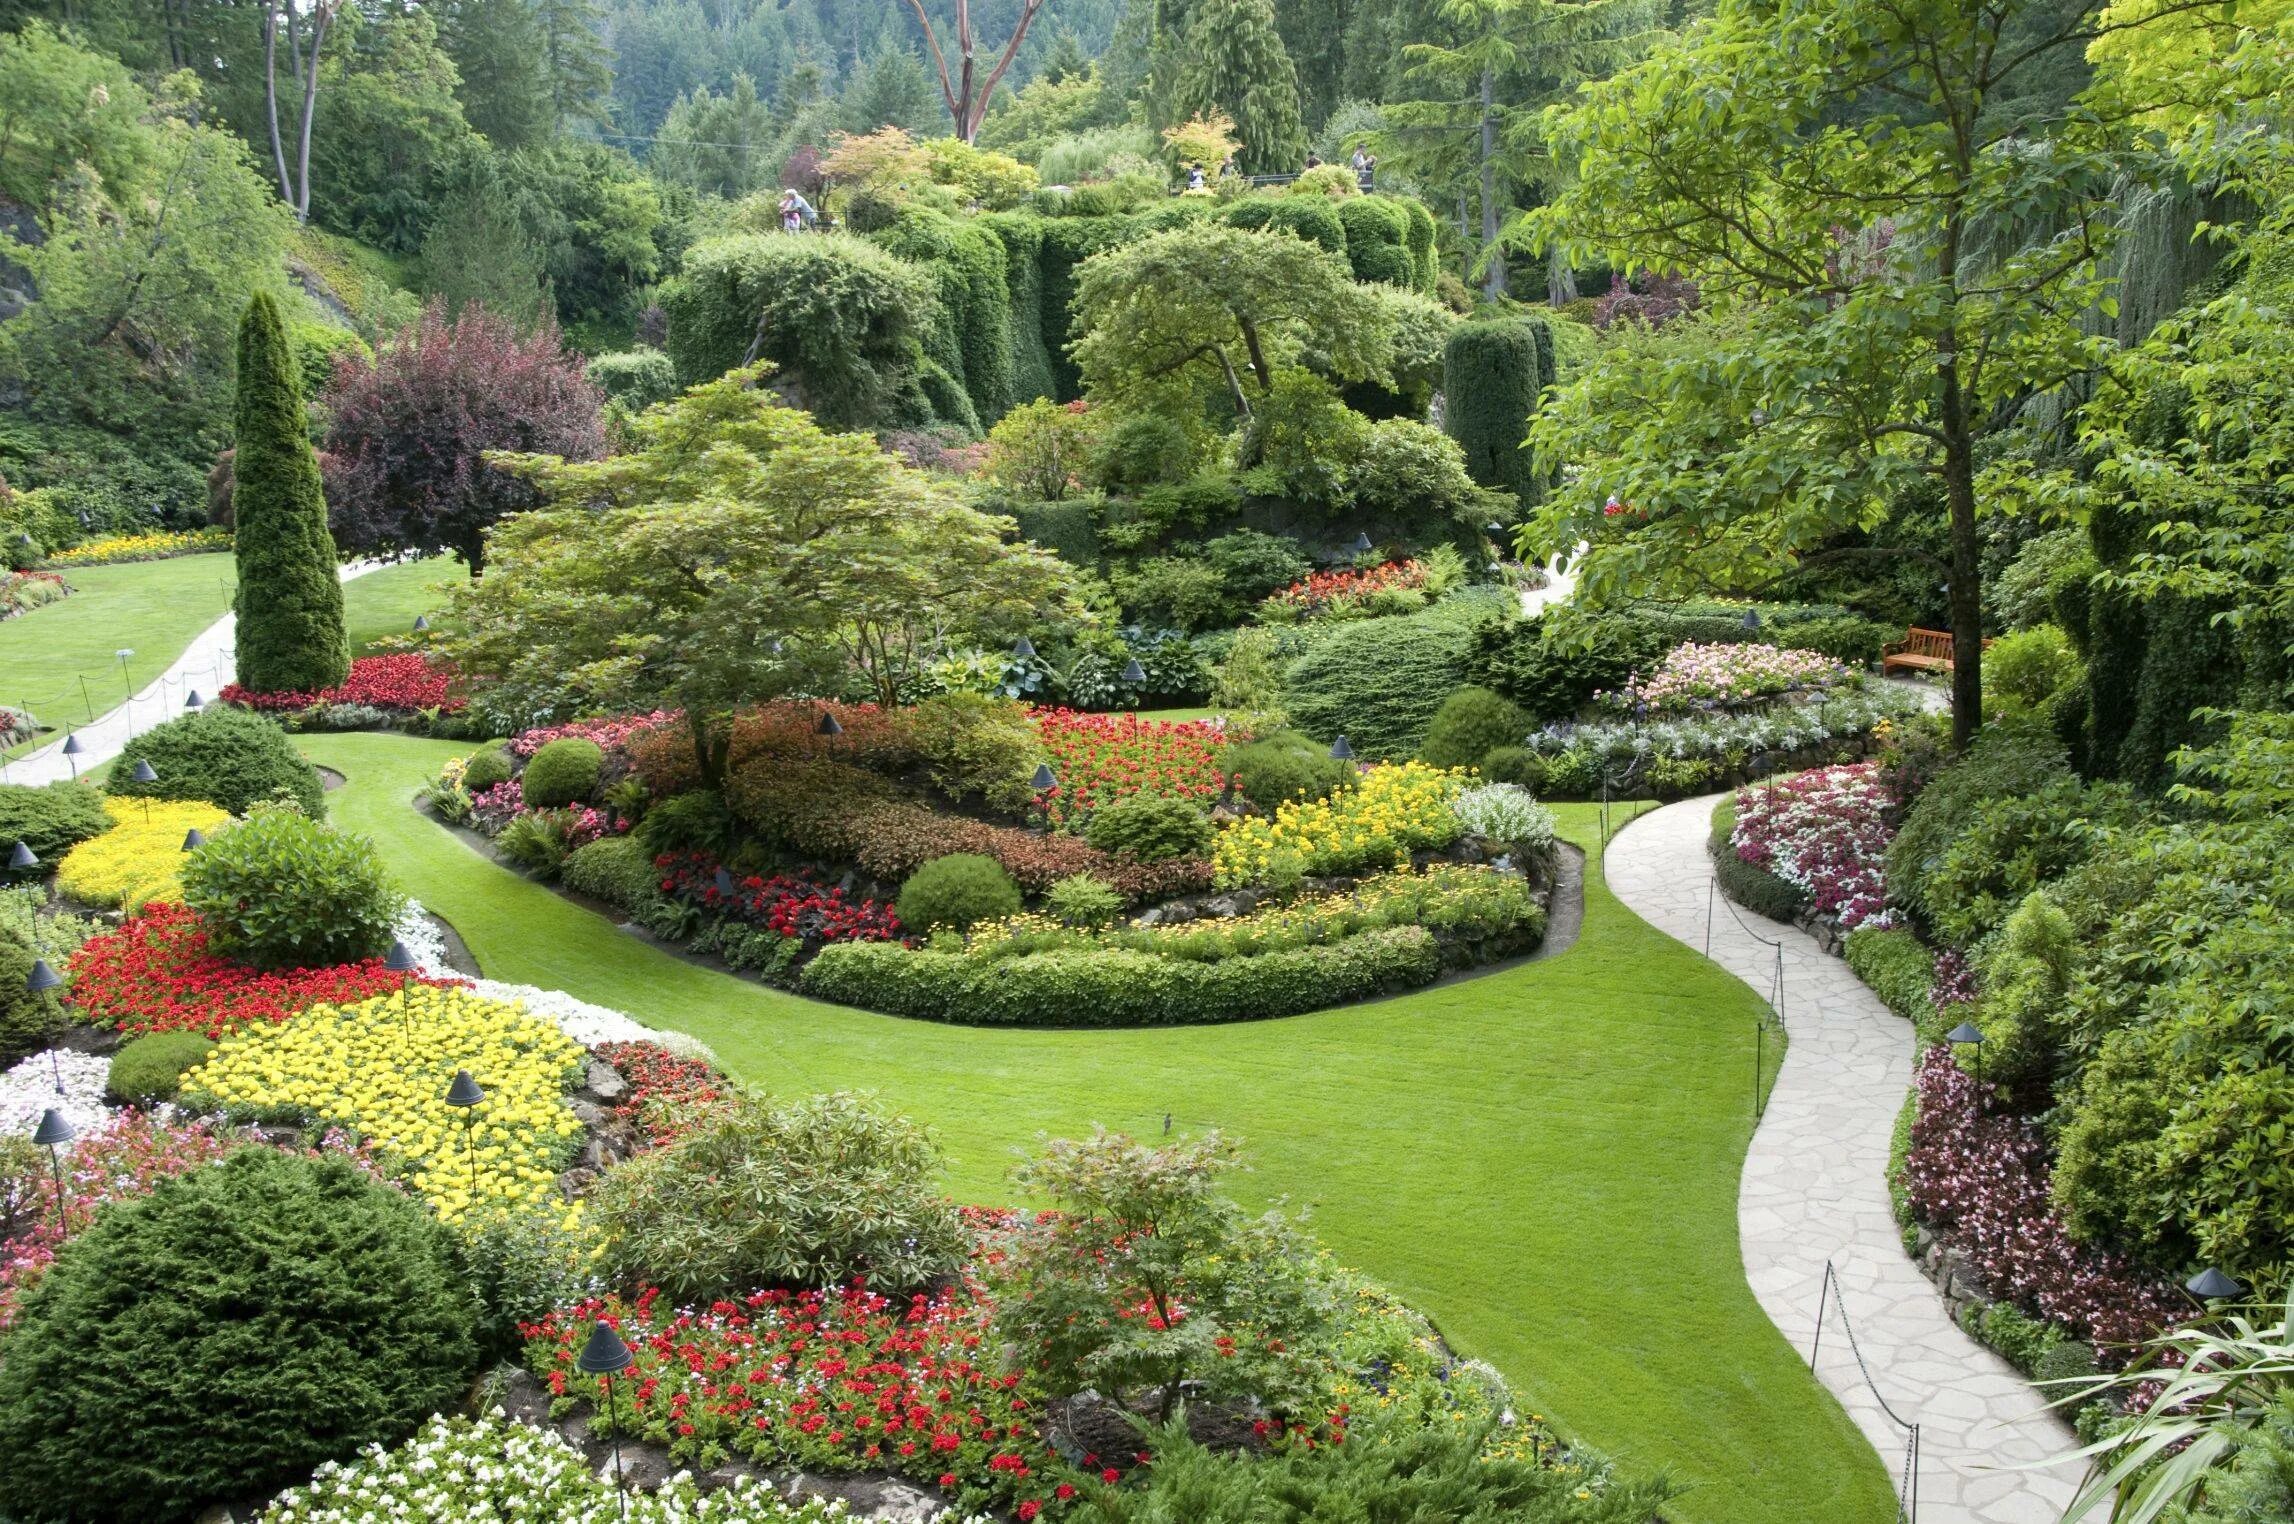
1546, 243, 1576, 306
1937, 356, 1984, 750
263, 6, 294, 207
1479, 69, 1506, 301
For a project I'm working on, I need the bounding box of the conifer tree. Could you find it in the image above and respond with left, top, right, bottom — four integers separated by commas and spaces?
1170, 0, 1308, 175
231, 291, 348, 694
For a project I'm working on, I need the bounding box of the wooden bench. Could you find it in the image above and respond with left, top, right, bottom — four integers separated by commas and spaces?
1882, 627, 1990, 675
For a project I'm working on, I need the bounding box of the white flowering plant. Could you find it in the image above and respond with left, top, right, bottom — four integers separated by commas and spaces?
1451, 784, 1559, 851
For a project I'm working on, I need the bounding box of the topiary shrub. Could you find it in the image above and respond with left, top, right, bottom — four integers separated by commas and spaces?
459, 743, 514, 793
896, 853, 1022, 933
0, 929, 59, 1065
1478, 746, 1543, 789
1417, 685, 1529, 769
0, 1149, 477, 1524
584, 347, 679, 414
179, 808, 405, 969
588, 1090, 968, 1302
0, 781, 111, 878
1227, 731, 1351, 812
112, 706, 326, 817
1083, 792, 1214, 863
1442, 316, 1553, 508
519, 736, 603, 808
560, 836, 664, 914
104, 1030, 216, 1106
231, 291, 349, 695
1280, 593, 1502, 761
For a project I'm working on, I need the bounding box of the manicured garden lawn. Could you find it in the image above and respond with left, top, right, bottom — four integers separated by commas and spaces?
0, 554, 237, 755
340, 554, 465, 655
303, 730, 1899, 1524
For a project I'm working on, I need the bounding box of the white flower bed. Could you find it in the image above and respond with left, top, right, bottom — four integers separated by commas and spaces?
0, 1047, 110, 1141
394, 905, 717, 1062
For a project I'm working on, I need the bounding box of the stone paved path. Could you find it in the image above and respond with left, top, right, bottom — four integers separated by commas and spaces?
1606, 796, 2084, 1524
6, 560, 388, 788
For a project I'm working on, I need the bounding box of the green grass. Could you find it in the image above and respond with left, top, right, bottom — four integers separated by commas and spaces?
301, 731, 1896, 1524
0, 554, 238, 754
342, 555, 465, 655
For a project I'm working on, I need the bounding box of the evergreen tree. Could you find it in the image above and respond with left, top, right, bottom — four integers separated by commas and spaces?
420, 160, 556, 331
534, 0, 617, 130
1170, 0, 1307, 174
231, 292, 347, 695
440, 0, 555, 151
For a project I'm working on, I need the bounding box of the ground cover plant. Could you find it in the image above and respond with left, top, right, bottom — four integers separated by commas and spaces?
53, 797, 232, 909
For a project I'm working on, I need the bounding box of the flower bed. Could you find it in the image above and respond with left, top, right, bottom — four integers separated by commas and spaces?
65, 902, 434, 1038
1213, 761, 1465, 887
1261, 560, 1427, 620
1030, 707, 1228, 813
1609, 641, 1850, 712
1, 1111, 378, 1331
221, 653, 464, 714
259, 1413, 903, 1524
1518, 686, 1922, 798
179, 985, 586, 1226
591, 1040, 729, 1147
1902, 1048, 2183, 1354
1728, 763, 1897, 928
0, 1048, 109, 1143
46, 528, 230, 566
54, 797, 232, 909
0, 570, 68, 619
655, 855, 903, 943
512, 709, 681, 759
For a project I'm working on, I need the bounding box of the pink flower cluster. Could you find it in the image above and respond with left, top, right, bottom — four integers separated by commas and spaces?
511, 710, 682, 758
1903, 1048, 2184, 1354
470, 778, 524, 832
1612, 641, 1848, 712
1931, 947, 1977, 1009
1730, 762, 1897, 927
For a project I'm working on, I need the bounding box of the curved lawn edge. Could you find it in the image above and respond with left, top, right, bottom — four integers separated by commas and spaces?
301, 730, 1901, 1524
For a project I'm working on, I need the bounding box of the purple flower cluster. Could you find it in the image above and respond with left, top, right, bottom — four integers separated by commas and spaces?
1729, 762, 1897, 927
1903, 1047, 2184, 1354
470, 778, 524, 833
1930, 946, 1977, 1009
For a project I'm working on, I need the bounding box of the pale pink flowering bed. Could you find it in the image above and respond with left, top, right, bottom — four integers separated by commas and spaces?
1729, 761, 1897, 927
1615, 641, 1850, 711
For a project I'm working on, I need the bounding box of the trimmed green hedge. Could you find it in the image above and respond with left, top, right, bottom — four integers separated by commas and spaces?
982, 213, 1058, 406
1336, 196, 1417, 288
870, 206, 1019, 429
1707, 797, 1809, 923
1443, 317, 1553, 509
560, 835, 663, 914
1004, 498, 1102, 566
800, 924, 1441, 1026
0, 782, 112, 876
1843, 925, 1941, 1045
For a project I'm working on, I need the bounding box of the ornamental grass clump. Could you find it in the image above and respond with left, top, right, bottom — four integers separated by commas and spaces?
180, 985, 587, 1226
1213, 761, 1465, 887
0, 1149, 475, 1524
180, 806, 405, 968
54, 797, 232, 908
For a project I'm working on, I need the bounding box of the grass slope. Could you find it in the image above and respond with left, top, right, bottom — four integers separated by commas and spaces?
341, 555, 465, 656
303, 731, 1897, 1524
0, 554, 238, 755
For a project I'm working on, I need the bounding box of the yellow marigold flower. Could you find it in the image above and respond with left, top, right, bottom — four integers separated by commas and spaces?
55, 797, 232, 909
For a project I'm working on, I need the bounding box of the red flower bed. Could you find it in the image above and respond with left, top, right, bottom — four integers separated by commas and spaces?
592, 1040, 729, 1147
1262, 560, 1426, 619
1903, 1047, 2183, 1354
511, 709, 682, 758
1029, 708, 1227, 814
222, 652, 465, 712
656, 855, 903, 944
64, 902, 442, 1038
523, 1280, 1074, 1516
2, 1112, 382, 1329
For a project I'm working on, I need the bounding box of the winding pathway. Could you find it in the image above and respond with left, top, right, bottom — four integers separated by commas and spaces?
1605, 796, 2083, 1524
7, 560, 386, 787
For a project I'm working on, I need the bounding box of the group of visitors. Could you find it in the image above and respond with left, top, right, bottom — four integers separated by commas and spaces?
1178, 145, 1378, 193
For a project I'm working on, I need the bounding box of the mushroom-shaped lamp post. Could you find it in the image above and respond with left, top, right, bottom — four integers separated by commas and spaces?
32, 1108, 75, 1234
26, 958, 66, 1094
577, 1318, 636, 1523
444, 1069, 485, 1200
60, 734, 82, 780
1946, 1021, 1986, 1110
128, 759, 158, 824
8, 842, 35, 873
1031, 762, 1058, 829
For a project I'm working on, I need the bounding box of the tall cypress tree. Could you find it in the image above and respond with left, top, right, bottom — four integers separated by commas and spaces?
1171, 0, 1309, 175
232, 291, 348, 694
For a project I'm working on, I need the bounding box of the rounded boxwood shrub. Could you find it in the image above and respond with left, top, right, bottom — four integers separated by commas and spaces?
179, 808, 405, 969
0, 781, 111, 878
104, 1030, 216, 1106
895, 852, 1021, 933
1083, 791, 1214, 863
1228, 732, 1352, 812
520, 736, 603, 808
0, 1149, 477, 1524
112, 706, 325, 817
560, 835, 663, 913
1478, 746, 1543, 789
1417, 685, 1528, 769
459, 743, 514, 793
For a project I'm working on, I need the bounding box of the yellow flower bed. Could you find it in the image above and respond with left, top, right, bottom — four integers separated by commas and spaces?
47, 528, 231, 565
181, 985, 588, 1227
1213, 761, 1466, 887
55, 797, 230, 908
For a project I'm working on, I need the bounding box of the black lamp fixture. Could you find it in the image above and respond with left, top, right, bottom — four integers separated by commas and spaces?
384, 940, 421, 974
8, 842, 35, 872
2186, 1266, 2245, 1303
32, 1108, 75, 1233
1485, 522, 1507, 539
444, 1069, 485, 1199
183, 690, 204, 711
816, 710, 844, 738
576, 1318, 637, 1521
27, 959, 65, 1096
180, 828, 205, 852
1946, 1020, 1987, 1102
713, 866, 735, 899
1742, 608, 1762, 632
128, 759, 158, 824
1329, 735, 1354, 762
1120, 657, 1147, 686
1030, 763, 1057, 793
412, 614, 430, 633
60, 734, 82, 779
1012, 635, 1037, 661
1351, 531, 1374, 554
